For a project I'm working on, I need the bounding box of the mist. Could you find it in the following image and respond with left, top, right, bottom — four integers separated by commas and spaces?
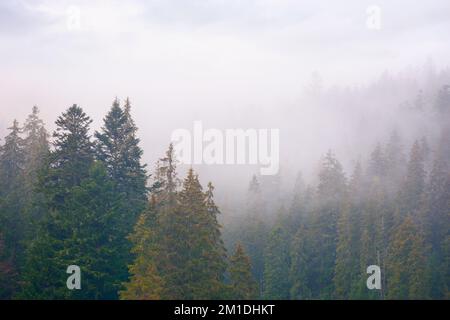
1, 0, 450, 213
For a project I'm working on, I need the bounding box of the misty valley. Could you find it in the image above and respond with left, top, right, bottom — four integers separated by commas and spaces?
1, 73, 449, 300
1, 1, 450, 303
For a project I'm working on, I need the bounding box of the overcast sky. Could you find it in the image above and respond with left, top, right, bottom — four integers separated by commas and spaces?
1, 0, 450, 193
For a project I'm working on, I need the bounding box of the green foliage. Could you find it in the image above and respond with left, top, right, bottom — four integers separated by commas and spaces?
122, 146, 227, 300
229, 243, 258, 300
1, 88, 449, 300
263, 220, 291, 299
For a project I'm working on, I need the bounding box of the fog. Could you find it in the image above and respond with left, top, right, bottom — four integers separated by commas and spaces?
1, 0, 450, 214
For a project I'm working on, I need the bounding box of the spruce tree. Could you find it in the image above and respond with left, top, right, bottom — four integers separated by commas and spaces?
21, 162, 126, 299
386, 216, 429, 299
22, 106, 49, 239
263, 220, 290, 299
334, 162, 364, 299
120, 199, 164, 300
95, 98, 148, 292
0, 231, 17, 299
228, 243, 258, 300
237, 175, 268, 297
289, 225, 313, 299
0, 120, 26, 297
41, 104, 95, 211
310, 151, 346, 298
424, 148, 450, 298
398, 140, 426, 222
170, 168, 226, 299
95, 97, 147, 227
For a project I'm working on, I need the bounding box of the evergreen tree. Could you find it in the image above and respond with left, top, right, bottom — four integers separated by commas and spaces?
310, 151, 346, 298
95, 98, 148, 293
41, 104, 95, 211
385, 130, 406, 197
228, 243, 258, 300
120, 200, 164, 300
398, 140, 426, 221
289, 225, 313, 299
22, 105, 126, 299
0, 120, 26, 297
169, 169, 226, 299
237, 175, 268, 297
386, 217, 429, 299
21, 162, 126, 299
95, 97, 147, 227
368, 143, 387, 179
263, 219, 291, 299
334, 162, 364, 299
424, 148, 450, 298
0, 231, 17, 299
22, 106, 49, 239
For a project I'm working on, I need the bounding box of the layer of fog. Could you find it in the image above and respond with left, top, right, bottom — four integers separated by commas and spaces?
1, 0, 450, 218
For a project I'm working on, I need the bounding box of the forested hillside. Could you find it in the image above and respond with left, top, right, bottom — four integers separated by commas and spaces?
0, 85, 449, 299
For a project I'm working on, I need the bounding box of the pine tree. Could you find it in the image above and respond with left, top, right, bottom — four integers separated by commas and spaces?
228, 243, 258, 300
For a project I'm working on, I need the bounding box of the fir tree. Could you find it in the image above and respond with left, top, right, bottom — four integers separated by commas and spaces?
21, 163, 126, 299
120, 202, 164, 300
334, 162, 364, 299
289, 225, 313, 299
95, 97, 148, 226
386, 216, 429, 299
41, 104, 95, 211
310, 151, 346, 298
228, 243, 258, 300
0, 120, 26, 297
0, 231, 17, 299
22, 106, 49, 239
398, 140, 426, 220
263, 219, 291, 299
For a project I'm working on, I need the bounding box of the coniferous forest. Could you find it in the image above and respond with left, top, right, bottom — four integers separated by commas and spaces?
0, 84, 449, 300
1, 1, 450, 303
